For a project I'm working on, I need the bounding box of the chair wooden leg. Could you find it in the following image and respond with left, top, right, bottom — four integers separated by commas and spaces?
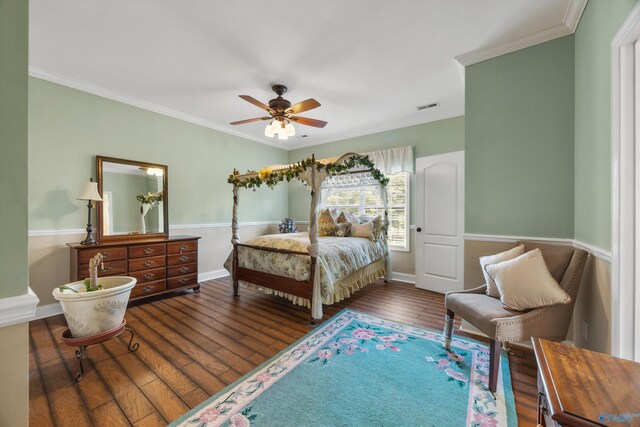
443, 309, 454, 350
489, 339, 501, 393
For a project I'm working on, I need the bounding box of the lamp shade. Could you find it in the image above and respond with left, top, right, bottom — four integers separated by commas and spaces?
78, 181, 103, 201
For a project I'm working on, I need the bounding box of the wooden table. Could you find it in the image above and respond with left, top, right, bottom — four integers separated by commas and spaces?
533, 338, 640, 426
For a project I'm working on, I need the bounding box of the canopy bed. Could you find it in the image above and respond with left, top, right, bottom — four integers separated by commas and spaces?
225, 152, 394, 323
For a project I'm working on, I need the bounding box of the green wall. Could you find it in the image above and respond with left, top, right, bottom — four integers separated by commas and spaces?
28, 78, 289, 231
465, 35, 576, 238
287, 116, 465, 222
574, 0, 637, 251
0, 0, 29, 299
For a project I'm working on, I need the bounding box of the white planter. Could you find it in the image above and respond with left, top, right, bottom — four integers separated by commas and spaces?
52, 276, 137, 338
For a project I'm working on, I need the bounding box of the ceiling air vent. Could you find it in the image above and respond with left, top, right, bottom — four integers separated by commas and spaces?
416, 102, 440, 111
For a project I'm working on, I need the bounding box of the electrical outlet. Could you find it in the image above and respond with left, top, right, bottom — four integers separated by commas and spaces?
582, 320, 589, 341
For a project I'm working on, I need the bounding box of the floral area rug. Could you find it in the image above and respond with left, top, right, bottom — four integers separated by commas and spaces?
171, 309, 517, 427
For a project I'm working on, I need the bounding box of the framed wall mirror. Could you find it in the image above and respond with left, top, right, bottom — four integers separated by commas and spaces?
96, 156, 169, 242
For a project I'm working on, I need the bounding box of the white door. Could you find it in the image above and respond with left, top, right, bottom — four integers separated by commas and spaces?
415, 151, 464, 293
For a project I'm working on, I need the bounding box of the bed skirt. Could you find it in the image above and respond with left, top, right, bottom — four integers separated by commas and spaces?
238, 257, 387, 309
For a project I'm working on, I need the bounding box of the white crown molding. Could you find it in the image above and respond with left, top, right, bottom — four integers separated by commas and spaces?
28, 221, 280, 237
563, 0, 589, 33
0, 288, 40, 328
463, 233, 611, 263
28, 67, 283, 149
455, 0, 588, 66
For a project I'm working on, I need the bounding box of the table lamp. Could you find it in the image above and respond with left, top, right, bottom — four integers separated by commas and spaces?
78, 178, 103, 245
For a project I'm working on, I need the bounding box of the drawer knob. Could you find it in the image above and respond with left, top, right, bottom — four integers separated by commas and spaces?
101, 265, 112, 271
179, 267, 190, 273
103, 252, 112, 258
179, 256, 189, 262
143, 260, 154, 267
142, 273, 155, 280
143, 285, 153, 292
144, 248, 154, 255
179, 244, 188, 252
178, 278, 189, 284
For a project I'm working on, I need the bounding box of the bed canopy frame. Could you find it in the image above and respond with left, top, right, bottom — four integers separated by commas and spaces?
227, 152, 392, 322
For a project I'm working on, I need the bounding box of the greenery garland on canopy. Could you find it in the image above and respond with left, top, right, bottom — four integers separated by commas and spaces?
227, 154, 389, 190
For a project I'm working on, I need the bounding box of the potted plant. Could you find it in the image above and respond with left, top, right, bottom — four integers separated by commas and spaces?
53, 253, 137, 338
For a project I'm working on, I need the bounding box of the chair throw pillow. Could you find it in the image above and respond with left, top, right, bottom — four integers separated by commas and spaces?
484, 249, 571, 311
350, 221, 374, 240
479, 244, 525, 298
318, 209, 338, 236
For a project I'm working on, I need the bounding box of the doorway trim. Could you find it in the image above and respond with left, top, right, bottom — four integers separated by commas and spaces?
611, 2, 640, 361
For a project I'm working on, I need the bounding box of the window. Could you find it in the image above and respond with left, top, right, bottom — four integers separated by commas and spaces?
320, 172, 409, 250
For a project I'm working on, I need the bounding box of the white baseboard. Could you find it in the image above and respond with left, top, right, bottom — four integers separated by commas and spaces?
34, 302, 63, 320
198, 269, 229, 282
0, 288, 40, 327
390, 272, 415, 284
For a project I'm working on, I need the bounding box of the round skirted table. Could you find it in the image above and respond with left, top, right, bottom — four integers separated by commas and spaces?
61, 319, 139, 383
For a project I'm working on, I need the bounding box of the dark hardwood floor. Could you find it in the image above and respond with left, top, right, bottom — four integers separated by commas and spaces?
29, 278, 539, 426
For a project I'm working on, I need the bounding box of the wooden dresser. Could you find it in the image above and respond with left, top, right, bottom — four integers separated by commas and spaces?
68, 236, 201, 300
533, 338, 640, 427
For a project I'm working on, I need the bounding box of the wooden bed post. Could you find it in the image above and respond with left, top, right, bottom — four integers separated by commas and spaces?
231, 184, 240, 297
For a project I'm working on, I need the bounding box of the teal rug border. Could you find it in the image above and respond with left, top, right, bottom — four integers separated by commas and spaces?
170, 308, 518, 426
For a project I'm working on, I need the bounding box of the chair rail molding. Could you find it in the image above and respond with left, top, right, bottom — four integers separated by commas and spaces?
611, 1, 640, 362
463, 233, 611, 263
0, 288, 40, 328
28, 221, 281, 237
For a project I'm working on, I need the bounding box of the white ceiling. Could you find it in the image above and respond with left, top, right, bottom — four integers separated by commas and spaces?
29, 0, 577, 150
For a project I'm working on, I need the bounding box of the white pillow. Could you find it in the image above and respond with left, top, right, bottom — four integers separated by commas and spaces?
350, 221, 374, 239
480, 245, 525, 298
484, 249, 571, 311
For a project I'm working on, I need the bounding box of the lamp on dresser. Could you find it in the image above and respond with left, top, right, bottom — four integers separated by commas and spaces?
78, 178, 102, 245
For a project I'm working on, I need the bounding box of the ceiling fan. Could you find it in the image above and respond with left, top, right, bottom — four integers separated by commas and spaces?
230, 84, 327, 140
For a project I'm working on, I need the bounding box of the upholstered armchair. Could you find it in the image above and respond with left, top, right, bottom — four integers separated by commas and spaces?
443, 241, 588, 393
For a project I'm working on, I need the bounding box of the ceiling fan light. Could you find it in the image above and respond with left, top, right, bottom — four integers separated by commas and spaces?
278, 132, 288, 140
265, 124, 276, 137
285, 123, 295, 136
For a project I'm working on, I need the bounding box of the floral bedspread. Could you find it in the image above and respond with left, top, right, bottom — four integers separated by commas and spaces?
223, 232, 388, 302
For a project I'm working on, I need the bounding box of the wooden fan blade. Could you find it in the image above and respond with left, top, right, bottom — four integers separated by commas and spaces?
239, 95, 272, 112
287, 98, 321, 114
230, 117, 271, 125
290, 116, 328, 128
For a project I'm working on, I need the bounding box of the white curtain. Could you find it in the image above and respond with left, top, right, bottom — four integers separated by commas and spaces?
361, 146, 414, 175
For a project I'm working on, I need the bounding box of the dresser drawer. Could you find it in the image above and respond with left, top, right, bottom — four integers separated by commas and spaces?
167, 273, 198, 289
130, 280, 166, 298
129, 243, 166, 259
129, 267, 166, 284
167, 240, 198, 254
129, 256, 166, 272
78, 260, 128, 278
167, 252, 198, 265
78, 247, 126, 264
167, 262, 198, 277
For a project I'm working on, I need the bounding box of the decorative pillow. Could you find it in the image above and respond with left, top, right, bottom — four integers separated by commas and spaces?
335, 212, 349, 224
371, 215, 383, 239
343, 211, 360, 225
318, 209, 338, 236
335, 223, 351, 237
358, 214, 372, 224
484, 249, 571, 311
350, 221, 374, 240
479, 245, 525, 298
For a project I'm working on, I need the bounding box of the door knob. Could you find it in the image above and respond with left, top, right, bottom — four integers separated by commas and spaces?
416, 227, 422, 232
